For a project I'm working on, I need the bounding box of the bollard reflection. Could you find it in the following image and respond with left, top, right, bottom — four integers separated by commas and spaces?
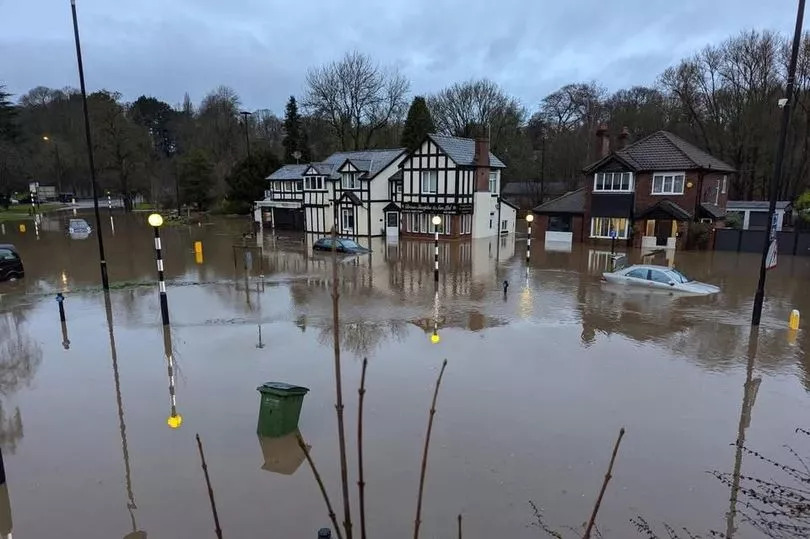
163, 324, 182, 430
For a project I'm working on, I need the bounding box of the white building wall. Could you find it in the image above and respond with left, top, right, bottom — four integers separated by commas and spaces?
499, 202, 516, 235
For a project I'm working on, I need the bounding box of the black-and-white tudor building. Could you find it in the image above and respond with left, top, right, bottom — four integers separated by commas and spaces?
254, 134, 517, 241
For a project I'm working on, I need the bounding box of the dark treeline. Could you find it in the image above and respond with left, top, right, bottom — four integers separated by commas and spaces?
1, 29, 810, 212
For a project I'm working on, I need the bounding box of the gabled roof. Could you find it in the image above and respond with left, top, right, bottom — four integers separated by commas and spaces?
700, 202, 726, 220
266, 164, 308, 181
584, 131, 735, 173
636, 199, 692, 221
427, 134, 506, 168
532, 188, 586, 214
337, 191, 362, 205
727, 200, 792, 211
304, 149, 406, 180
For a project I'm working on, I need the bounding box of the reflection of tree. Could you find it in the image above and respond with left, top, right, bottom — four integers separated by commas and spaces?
0, 404, 22, 453
317, 319, 408, 357
0, 311, 42, 453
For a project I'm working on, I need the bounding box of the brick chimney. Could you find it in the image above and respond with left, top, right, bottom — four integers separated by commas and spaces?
617, 126, 630, 150
474, 138, 491, 192
596, 124, 610, 158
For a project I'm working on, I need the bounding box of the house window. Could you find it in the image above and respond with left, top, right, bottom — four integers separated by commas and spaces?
590, 217, 629, 239
396, 183, 402, 194
461, 214, 472, 234
341, 172, 359, 190
652, 173, 685, 195
548, 215, 572, 232
722, 175, 727, 194
488, 171, 498, 193
264, 190, 272, 199
341, 209, 354, 231
304, 176, 325, 190
421, 170, 438, 194
501, 219, 508, 232
594, 172, 633, 192
294, 181, 302, 192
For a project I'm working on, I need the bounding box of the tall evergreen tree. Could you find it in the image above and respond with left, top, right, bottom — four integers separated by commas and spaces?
401, 96, 434, 150
283, 96, 310, 163
0, 86, 20, 141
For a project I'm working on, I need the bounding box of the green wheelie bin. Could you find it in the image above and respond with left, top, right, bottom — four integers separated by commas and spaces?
256, 382, 309, 437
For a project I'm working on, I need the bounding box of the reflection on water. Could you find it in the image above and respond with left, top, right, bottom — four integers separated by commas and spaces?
0, 213, 809, 536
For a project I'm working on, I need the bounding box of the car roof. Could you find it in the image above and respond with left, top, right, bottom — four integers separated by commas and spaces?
625, 264, 674, 272
0, 244, 17, 250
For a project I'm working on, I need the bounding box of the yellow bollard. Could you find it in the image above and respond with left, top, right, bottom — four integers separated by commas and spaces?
789, 309, 800, 330
194, 241, 203, 254
18, 224, 25, 233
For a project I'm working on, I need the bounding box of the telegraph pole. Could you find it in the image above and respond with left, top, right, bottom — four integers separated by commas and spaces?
752, 0, 805, 326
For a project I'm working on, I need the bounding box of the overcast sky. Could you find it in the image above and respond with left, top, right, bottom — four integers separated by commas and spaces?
0, 0, 802, 114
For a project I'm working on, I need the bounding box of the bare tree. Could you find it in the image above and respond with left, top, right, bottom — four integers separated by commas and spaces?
305, 51, 410, 150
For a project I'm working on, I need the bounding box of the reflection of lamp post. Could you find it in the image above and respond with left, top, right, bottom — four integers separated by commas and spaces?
430, 290, 440, 344
148, 213, 170, 326
525, 213, 534, 265
432, 215, 441, 286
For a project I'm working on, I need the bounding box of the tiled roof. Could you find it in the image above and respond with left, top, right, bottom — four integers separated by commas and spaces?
429, 134, 506, 168
266, 164, 308, 180
700, 202, 726, 219
585, 131, 735, 173
727, 200, 792, 211
636, 200, 693, 220
532, 188, 586, 214
308, 149, 406, 180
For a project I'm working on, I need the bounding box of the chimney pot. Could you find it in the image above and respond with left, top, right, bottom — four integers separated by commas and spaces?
617, 126, 630, 149
596, 124, 610, 158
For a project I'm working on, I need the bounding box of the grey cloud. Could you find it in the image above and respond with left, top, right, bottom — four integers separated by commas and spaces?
0, 0, 801, 114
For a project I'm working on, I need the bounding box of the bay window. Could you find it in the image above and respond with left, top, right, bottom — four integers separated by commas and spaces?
590, 217, 629, 239
594, 172, 633, 192
652, 172, 685, 195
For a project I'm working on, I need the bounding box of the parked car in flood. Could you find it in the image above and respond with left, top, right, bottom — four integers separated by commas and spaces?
0, 244, 24, 281
312, 237, 370, 254
67, 218, 92, 235
602, 264, 719, 295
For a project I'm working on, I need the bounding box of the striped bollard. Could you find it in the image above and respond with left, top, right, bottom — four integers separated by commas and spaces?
148, 214, 170, 326
432, 215, 441, 286
525, 213, 534, 266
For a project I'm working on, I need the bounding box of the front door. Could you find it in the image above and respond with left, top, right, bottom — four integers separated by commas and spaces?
341, 208, 354, 235
386, 211, 399, 242
655, 219, 671, 246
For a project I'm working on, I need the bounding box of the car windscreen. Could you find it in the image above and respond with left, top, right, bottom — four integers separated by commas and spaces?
339, 240, 361, 249
667, 269, 691, 283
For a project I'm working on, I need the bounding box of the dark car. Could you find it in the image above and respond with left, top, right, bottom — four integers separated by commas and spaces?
313, 237, 370, 254
0, 244, 24, 281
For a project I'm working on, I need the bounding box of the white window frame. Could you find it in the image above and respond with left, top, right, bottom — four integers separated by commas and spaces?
488, 171, 498, 193
651, 172, 686, 195
341, 172, 360, 190
294, 181, 302, 192
593, 172, 633, 193
341, 208, 354, 230
590, 217, 629, 239
501, 219, 508, 232
264, 189, 272, 199
721, 175, 727, 194
421, 170, 438, 194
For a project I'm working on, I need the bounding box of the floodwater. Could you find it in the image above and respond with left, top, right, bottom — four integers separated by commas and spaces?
0, 211, 808, 538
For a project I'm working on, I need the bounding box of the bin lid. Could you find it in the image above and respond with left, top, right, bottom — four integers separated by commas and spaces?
257, 382, 310, 396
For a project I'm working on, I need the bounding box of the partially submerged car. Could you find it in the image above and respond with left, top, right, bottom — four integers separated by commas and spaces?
0, 244, 24, 282
312, 237, 370, 254
67, 218, 92, 235
602, 264, 719, 295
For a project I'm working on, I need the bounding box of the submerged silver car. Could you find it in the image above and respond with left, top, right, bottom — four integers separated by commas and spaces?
602, 264, 720, 295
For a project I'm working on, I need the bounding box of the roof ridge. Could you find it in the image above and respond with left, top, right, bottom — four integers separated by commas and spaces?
616, 130, 665, 155
659, 131, 703, 166
533, 187, 584, 210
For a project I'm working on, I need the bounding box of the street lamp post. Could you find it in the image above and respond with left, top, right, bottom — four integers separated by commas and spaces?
148, 213, 170, 326
432, 215, 441, 286
42, 136, 63, 195
240, 111, 252, 160
525, 213, 534, 265
70, 0, 109, 290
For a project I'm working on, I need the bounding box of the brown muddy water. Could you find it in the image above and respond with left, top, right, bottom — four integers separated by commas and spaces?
0, 212, 808, 538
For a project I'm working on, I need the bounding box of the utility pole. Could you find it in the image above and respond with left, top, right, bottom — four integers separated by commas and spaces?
752, 0, 805, 326
241, 111, 252, 160
70, 0, 109, 290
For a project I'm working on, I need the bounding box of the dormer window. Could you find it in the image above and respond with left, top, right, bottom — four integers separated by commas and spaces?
594, 172, 633, 192
341, 172, 360, 189
304, 176, 325, 190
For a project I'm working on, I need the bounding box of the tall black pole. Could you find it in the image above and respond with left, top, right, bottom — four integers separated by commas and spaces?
241, 111, 252, 160
752, 0, 805, 326
70, 0, 109, 290
152, 224, 170, 326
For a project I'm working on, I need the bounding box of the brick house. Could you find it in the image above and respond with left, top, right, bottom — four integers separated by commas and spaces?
582, 128, 735, 250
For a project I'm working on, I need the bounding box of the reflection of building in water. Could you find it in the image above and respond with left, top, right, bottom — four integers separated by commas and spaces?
0, 448, 12, 539
259, 430, 307, 475
0, 311, 42, 453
